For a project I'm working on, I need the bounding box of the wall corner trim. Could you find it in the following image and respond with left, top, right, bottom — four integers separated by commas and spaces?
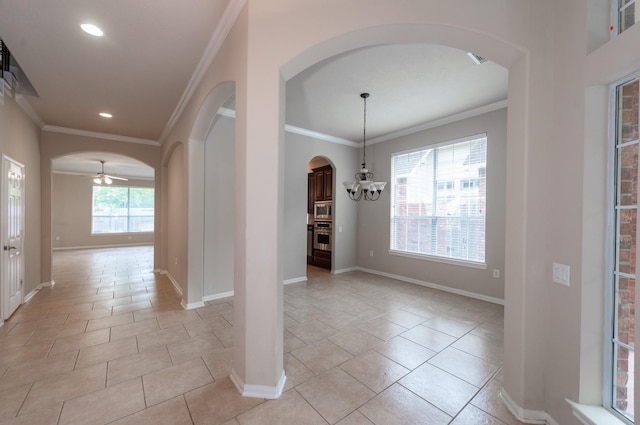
500, 387, 559, 425
230, 368, 286, 400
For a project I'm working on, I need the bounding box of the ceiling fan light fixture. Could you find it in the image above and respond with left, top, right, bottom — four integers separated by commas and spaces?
80, 23, 104, 37
93, 177, 102, 184
104, 176, 112, 185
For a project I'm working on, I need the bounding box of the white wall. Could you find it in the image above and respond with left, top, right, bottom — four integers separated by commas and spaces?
357, 108, 507, 301
204, 115, 235, 298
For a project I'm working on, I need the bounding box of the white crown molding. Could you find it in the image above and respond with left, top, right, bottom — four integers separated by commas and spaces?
42, 125, 160, 146
159, 0, 247, 144
217, 100, 507, 148
285, 124, 360, 147
366, 99, 508, 145
15, 94, 45, 128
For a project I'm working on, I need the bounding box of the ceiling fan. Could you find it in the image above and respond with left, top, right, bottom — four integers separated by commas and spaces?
92, 160, 128, 185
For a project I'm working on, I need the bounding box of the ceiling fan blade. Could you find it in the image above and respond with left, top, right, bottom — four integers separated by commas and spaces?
106, 175, 128, 181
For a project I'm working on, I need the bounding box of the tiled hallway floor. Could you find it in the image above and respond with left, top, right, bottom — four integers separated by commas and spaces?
0, 246, 524, 425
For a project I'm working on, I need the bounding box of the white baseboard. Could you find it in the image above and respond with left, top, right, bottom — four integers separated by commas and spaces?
230, 368, 286, 399
52, 242, 152, 251
357, 267, 505, 305
283, 276, 307, 285
500, 387, 559, 425
164, 271, 183, 297
24, 285, 42, 303
203, 291, 234, 302
333, 267, 358, 275
182, 300, 205, 310
41, 280, 55, 288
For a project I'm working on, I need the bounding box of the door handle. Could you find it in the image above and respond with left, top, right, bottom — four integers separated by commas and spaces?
3, 246, 16, 251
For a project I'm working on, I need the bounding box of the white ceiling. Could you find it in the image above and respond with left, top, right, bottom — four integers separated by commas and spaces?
0, 2, 508, 179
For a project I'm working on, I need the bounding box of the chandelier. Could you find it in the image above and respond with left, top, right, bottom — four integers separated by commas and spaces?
343, 93, 387, 201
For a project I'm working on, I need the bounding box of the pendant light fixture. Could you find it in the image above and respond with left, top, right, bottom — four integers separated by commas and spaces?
343, 93, 387, 201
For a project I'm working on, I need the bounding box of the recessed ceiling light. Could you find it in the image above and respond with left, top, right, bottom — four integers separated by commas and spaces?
81, 23, 104, 37
99, 112, 112, 118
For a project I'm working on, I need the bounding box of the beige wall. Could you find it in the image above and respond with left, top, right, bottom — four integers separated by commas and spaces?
0, 90, 41, 296
40, 131, 162, 283
357, 108, 507, 301
52, 173, 154, 249
157, 0, 640, 420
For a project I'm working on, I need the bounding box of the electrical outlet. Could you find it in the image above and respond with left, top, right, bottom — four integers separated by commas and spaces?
493, 269, 500, 278
174, 257, 178, 265
370, 250, 374, 257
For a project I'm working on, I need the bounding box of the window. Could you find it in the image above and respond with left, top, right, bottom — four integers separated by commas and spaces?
390, 135, 487, 264
92, 186, 154, 234
615, 0, 637, 34
608, 74, 638, 423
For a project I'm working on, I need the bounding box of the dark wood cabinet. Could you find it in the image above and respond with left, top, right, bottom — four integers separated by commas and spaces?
313, 249, 331, 269
312, 165, 333, 202
323, 168, 333, 200
307, 173, 314, 214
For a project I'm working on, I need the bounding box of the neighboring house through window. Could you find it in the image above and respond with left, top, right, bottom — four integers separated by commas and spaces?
92, 185, 154, 234
390, 134, 487, 265
607, 73, 638, 423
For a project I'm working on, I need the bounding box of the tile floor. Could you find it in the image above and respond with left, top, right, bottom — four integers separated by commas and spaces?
0, 246, 524, 425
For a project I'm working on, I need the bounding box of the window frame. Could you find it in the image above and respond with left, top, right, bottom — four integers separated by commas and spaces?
604, 72, 639, 425
388, 133, 488, 268
612, 0, 637, 36
91, 185, 155, 235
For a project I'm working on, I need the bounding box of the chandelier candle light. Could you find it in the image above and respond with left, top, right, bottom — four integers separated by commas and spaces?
343, 93, 387, 201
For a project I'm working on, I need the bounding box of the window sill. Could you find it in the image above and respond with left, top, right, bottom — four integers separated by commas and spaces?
388, 249, 487, 270
566, 400, 629, 425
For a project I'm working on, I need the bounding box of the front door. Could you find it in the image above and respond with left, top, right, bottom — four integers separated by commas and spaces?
2, 155, 24, 320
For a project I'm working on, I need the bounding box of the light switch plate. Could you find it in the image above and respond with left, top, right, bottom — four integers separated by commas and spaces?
552, 263, 570, 286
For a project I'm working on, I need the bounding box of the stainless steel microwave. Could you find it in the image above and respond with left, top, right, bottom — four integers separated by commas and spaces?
314, 201, 333, 221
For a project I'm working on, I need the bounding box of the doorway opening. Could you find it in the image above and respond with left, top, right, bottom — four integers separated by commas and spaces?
307, 156, 333, 271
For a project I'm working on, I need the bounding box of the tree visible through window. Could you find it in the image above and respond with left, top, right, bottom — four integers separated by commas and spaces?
609, 75, 638, 423
390, 135, 487, 264
92, 186, 154, 234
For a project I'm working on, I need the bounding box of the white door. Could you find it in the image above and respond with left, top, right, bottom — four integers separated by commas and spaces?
2, 156, 24, 320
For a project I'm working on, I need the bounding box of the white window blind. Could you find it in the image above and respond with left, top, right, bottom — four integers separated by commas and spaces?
390, 135, 487, 264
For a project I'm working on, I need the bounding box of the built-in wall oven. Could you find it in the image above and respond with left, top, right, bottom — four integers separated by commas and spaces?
313, 221, 332, 251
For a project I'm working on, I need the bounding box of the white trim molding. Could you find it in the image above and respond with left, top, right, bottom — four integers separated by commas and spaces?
203, 290, 234, 302
566, 399, 627, 425
182, 300, 206, 310
23, 285, 41, 303
500, 388, 559, 425
41, 280, 55, 288
43, 125, 159, 146
159, 0, 247, 143
357, 267, 504, 305
283, 276, 307, 285
230, 368, 286, 399
333, 267, 358, 275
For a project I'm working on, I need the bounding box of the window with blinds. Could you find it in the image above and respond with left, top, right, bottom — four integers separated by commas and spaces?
390, 134, 487, 264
